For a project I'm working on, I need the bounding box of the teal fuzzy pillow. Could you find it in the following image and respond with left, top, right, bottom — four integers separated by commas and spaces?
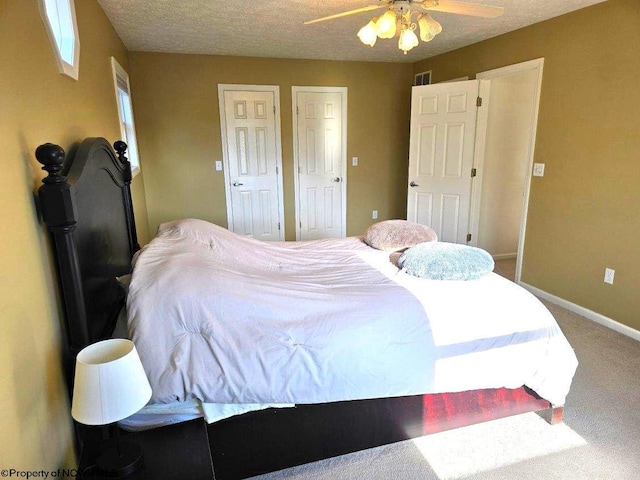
398, 242, 494, 281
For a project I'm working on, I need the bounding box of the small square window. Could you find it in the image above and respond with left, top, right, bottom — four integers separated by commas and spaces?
414, 71, 432, 86
111, 58, 141, 176
39, 0, 80, 80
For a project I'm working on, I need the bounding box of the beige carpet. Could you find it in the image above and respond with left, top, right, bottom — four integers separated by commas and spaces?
250, 297, 640, 480
493, 258, 517, 281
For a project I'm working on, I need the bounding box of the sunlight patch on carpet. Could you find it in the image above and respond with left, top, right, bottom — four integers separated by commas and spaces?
412, 413, 587, 479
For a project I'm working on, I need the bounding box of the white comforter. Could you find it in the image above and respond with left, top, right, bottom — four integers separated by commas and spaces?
127, 219, 577, 407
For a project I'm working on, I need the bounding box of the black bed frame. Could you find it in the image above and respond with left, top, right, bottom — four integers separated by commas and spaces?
36, 138, 562, 480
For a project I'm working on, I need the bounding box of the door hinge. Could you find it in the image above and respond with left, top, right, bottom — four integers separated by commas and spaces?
273, 105, 276, 114
476, 96, 483, 107
467, 233, 472, 242
471, 168, 477, 177
296, 106, 299, 115
278, 222, 281, 230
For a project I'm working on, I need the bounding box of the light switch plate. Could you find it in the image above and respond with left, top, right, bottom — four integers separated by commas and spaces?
352, 157, 359, 167
604, 268, 615, 284
215, 160, 223, 171
533, 163, 545, 177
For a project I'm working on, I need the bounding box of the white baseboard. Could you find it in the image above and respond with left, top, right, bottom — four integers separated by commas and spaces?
520, 282, 640, 342
493, 253, 517, 260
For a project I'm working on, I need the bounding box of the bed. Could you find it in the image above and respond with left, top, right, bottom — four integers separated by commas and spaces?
36, 137, 577, 479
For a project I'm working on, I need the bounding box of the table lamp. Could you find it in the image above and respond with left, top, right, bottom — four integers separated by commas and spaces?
72, 339, 152, 478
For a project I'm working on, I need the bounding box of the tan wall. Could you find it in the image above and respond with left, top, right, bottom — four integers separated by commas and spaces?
414, 0, 640, 330
0, 0, 149, 469
128, 53, 413, 239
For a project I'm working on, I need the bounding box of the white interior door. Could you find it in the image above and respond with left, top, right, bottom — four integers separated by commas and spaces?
293, 87, 347, 240
407, 80, 484, 244
218, 85, 284, 240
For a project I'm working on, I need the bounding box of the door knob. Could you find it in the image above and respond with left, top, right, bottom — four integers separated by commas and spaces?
410, 181, 419, 187
331, 177, 341, 182
232, 181, 244, 186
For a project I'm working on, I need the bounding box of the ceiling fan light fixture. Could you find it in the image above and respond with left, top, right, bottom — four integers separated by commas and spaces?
305, 0, 504, 56
376, 9, 397, 39
398, 27, 419, 54
357, 19, 378, 47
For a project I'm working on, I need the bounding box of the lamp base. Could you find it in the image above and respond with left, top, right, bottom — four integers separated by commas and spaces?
95, 439, 144, 478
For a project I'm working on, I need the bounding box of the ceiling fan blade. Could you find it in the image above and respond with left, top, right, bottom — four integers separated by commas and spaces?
425, 0, 504, 18
304, 5, 386, 25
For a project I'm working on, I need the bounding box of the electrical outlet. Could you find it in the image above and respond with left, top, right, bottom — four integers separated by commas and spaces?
352, 157, 359, 166
533, 163, 545, 177
604, 268, 615, 285
372, 210, 378, 220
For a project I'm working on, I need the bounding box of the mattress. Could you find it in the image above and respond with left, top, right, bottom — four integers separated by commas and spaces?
125, 219, 577, 418
119, 399, 293, 431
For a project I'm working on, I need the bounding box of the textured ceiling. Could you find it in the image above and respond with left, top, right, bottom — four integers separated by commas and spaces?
97, 0, 607, 63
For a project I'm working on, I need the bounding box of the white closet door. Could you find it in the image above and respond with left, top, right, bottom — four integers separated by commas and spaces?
294, 88, 346, 240
219, 86, 284, 241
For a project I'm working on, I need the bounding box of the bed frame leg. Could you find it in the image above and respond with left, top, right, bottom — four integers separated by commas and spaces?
537, 405, 564, 425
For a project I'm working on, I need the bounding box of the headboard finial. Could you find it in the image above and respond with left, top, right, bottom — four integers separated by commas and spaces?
36, 143, 66, 184
36, 143, 76, 230
113, 141, 132, 183
114, 140, 127, 157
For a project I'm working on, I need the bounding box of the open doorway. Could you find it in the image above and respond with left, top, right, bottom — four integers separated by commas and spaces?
476, 58, 544, 283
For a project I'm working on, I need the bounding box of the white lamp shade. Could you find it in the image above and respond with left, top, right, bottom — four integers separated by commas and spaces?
399, 28, 419, 53
376, 9, 397, 39
72, 339, 152, 426
418, 13, 442, 42
357, 20, 378, 47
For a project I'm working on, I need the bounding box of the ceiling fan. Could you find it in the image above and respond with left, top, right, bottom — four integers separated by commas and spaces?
304, 1, 504, 54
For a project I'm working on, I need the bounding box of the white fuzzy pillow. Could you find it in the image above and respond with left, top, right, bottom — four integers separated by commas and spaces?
364, 220, 437, 252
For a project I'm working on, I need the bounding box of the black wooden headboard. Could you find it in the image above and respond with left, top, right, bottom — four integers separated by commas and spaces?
36, 138, 139, 367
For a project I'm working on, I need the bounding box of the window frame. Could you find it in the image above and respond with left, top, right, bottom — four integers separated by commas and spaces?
38, 0, 80, 80
111, 57, 141, 177
414, 71, 432, 86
